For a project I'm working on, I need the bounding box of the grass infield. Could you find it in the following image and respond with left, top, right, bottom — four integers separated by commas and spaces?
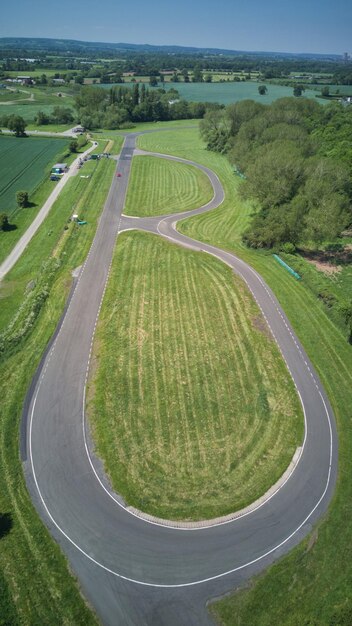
123, 155, 213, 217
88, 230, 303, 521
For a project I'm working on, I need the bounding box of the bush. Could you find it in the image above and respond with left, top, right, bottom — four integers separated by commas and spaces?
0, 258, 60, 360
281, 242, 296, 254
16, 191, 29, 208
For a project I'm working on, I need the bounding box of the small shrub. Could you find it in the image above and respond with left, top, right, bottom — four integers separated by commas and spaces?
281, 242, 296, 254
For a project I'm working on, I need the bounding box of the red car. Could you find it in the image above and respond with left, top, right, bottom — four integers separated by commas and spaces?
116, 172, 122, 177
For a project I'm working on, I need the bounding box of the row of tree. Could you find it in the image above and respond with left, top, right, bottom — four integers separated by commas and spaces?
200, 98, 352, 248
74, 84, 209, 129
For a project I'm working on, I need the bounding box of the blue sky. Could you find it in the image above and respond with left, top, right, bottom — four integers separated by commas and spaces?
1, 0, 351, 55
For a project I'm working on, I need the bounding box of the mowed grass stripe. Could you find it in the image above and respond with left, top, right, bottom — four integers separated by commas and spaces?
88, 231, 303, 520
123, 155, 213, 217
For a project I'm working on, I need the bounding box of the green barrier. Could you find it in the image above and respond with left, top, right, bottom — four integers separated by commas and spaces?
233, 166, 246, 179
273, 254, 301, 280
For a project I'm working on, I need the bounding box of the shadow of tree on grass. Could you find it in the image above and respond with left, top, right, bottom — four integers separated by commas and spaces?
0, 513, 13, 539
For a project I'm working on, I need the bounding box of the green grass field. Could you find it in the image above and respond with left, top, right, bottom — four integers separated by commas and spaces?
0, 157, 115, 624
137, 127, 352, 625
104, 81, 321, 105
123, 155, 213, 217
0, 135, 68, 215
0, 90, 30, 102
88, 230, 303, 520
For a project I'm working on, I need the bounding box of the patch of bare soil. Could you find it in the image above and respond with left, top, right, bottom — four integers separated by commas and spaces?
299, 246, 352, 275
306, 258, 341, 275
252, 314, 273, 340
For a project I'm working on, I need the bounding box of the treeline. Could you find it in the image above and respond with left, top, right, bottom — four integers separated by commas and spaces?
75, 84, 208, 129
1, 39, 349, 83
332, 68, 352, 85
200, 98, 352, 248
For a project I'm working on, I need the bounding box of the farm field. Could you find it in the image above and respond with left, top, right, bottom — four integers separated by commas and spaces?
0, 135, 68, 215
137, 127, 352, 625
88, 229, 303, 520
0, 89, 30, 102
104, 80, 320, 104
0, 87, 75, 121
123, 156, 213, 217
0, 102, 69, 121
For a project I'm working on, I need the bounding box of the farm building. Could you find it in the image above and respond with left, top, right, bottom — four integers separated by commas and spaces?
51, 163, 68, 175
17, 76, 34, 85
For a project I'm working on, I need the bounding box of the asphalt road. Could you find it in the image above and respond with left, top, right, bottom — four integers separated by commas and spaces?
22, 132, 338, 625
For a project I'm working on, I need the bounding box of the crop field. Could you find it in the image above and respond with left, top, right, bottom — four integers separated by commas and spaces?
104, 81, 320, 104
123, 155, 213, 217
88, 230, 303, 521
0, 88, 75, 121
0, 135, 68, 214
0, 102, 66, 121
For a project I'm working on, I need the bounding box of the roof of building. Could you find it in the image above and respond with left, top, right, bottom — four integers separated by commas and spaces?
52, 163, 67, 169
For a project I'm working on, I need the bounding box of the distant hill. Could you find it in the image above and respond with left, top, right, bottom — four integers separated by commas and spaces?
0, 37, 342, 61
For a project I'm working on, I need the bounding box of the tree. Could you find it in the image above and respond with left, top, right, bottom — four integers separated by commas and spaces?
51, 106, 74, 124
132, 82, 139, 107
242, 140, 304, 210
258, 85, 268, 95
140, 83, 146, 103
192, 65, 203, 82
321, 86, 330, 97
149, 76, 158, 87
293, 84, 305, 97
7, 115, 26, 136
182, 69, 189, 83
69, 139, 78, 153
35, 111, 50, 125
200, 109, 230, 152
16, 191, 29, 208
0, 213, 9, 231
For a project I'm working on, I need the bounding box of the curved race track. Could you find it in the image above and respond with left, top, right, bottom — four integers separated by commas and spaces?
22, 132, 337, 625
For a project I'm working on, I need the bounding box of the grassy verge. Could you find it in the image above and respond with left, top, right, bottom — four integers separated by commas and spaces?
123, 155, 213, 217
138, 128, 352, 624
88, 230, 302, 521
91, 118, 200, 140
0, 157, 115, 624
